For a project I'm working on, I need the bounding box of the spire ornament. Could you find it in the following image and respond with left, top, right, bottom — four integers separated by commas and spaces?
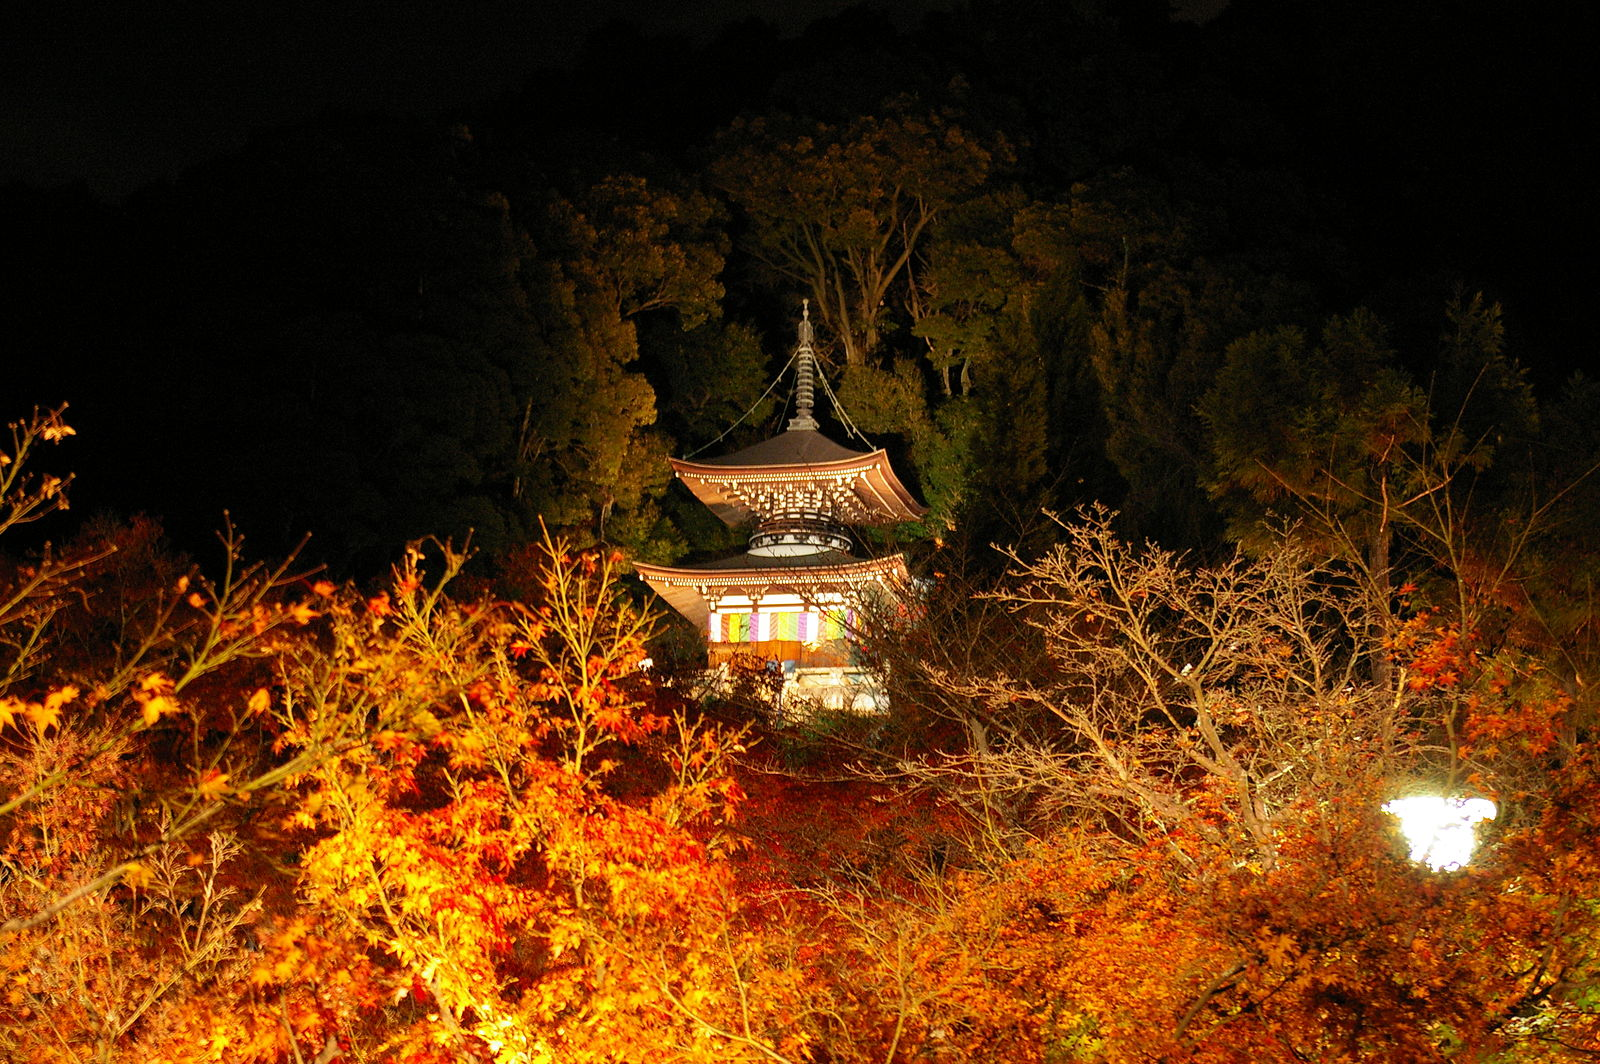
787, 299, 820, 432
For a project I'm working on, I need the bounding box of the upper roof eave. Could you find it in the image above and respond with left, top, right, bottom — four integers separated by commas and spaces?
670, 446, 928, 525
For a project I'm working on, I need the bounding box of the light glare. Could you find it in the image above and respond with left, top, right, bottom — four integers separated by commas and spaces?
1382, 795, 1497, 871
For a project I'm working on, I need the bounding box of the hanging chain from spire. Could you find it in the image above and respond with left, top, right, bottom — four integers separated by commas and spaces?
679, 300, 878, 458
681, 349, 798, 459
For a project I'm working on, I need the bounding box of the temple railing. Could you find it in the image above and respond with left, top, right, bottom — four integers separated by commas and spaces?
748, 514, 853, 556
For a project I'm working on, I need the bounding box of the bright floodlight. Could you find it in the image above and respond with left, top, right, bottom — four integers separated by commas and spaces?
1382, 796, 1497, 871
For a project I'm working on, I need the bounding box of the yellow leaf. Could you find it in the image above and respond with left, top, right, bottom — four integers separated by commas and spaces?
0, 697, 22, 730
248, 687, 271, 714
25, 700, 62, 734
197, 770, 231, 800
141, 693, 179, 727
122, 862, 154, 889
18, 685, 81, 735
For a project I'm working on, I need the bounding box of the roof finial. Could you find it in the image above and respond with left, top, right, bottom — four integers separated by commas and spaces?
788, 300, 819, 431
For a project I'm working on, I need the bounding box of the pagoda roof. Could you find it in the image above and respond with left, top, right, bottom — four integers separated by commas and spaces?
635, 552, 909, 630
671, 430, 927, 527
691, 428, 867, 468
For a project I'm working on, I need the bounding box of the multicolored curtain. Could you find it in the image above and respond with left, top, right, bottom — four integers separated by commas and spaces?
715, 608, 853, 643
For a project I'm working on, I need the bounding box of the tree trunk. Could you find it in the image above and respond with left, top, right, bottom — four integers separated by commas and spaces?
1368, 514, 1394, 691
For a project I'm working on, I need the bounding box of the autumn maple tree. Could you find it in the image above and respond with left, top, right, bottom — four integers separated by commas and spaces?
1, 410, 847, 1063
840, 502, 1600, 1061
6, 386, 1600, 1064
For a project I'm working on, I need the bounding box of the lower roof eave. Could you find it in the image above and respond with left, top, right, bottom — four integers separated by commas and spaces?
634, 552, 911, 629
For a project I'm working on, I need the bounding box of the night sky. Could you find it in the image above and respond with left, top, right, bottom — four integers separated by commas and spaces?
2, 0, 955, 197
7, 0, 1590, 341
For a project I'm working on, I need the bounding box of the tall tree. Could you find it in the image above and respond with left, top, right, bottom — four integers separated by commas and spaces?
1201, 309, 1426, 571
1199, 298, 1559, 693
713, 106, 998, 367
515, 174, 730, 549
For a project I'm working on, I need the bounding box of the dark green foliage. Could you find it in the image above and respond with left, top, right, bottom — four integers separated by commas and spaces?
1201, 308, 1426, 556
115, 120, 540, 570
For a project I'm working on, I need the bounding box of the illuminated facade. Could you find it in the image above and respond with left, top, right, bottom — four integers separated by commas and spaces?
635, 306, 925, 708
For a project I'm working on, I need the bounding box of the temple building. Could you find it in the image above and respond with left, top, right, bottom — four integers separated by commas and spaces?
635, 306, 926, 710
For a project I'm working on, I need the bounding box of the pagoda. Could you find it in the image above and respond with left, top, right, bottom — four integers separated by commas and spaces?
635, 305, 926, 708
